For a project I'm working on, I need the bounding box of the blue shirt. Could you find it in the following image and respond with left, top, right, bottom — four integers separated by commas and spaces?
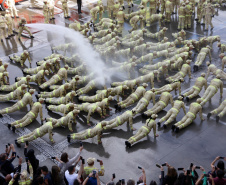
87, 177, 97, 185
44, 172, 53, 185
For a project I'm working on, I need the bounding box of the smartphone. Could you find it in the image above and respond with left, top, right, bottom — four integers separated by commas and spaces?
51, 157, 56, 159
80, 156, 83, 160
25, 157, 28, 162
204, 174, 209, 177
93, 170, 96, 177
8, 143, 10, 146
187, 170, 190, 175
82, 159, 85, 164
80, 141, 83, 147
162, 163, 166, 166
26, 141, 29, 146
190, 163, 193, 168
156, 164, 161, 168
6, 145, 8, 148
178, 168, 184, 171
97, 159, 101, 162
138, 166, 142, 169
195, 166, 200, 169
16, 155, 19, 158
219, 157, 224, 159
122, 179, 125, 184
112, 173, 116, 179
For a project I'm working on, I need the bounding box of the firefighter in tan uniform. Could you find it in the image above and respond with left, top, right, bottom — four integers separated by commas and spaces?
43, 0, 49, 24
116, 83, 148, 111
90, 6, 104, 23
116, 8, 128, 33
206, 62, 226, 80
76, 78, 100, 96
157, 96, 186, 128
194, 46, 212, 71
45, 91, 76, 105
48, 0, 55, 20
185, 1, 192, 29
38, 83, 69, 99
67, 122, 107, 144
0, 72, 9, 86
129, 15, 144, 33
182, 73, 207, 102
154, 79, 183, 95
200, 75, 223, 106
49, 75, 79, 90
219, 53, 226, 70
166, 60, 192, 83
178, 3, 186, 30
75, 103, 103, 126
165, 0, 173, 22
107, 0, 115, 18
61, 0, 70, 18
9, 50, 31, 67
204, 3, 215, 31
0, 63, 9, 73
143, 92, 174, 118
207, 99, 226, 122
15, 120, 57, 147
0, 84, 27, 102
5, 10, 14, 37
172, 98, 204, 133
46, 109, 80, 132
218, 43, 226, 54
9, 98, 45, 132
40, 65, 69, 89
79, 89, 111, 103
0, 13, 9, 41
125, 114, 159, 148
145, 27, 168, 42
0, 75, 31, 92
111, 79, 137, 93
18, 18, 34, 40
146, 13, 165, 27
23, 61, 51, 75
132, 90, 156, 114
109, 85, 129, 102
0, 89, 34, 117
47, 103, 74, 116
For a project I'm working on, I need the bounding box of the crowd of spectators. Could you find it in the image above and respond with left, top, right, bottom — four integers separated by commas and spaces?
0, 143, 225, 185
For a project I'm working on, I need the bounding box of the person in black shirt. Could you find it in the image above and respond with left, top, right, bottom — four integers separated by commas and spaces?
77, 0, 82, 14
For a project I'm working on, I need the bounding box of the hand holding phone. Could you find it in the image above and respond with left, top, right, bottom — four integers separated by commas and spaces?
162, 163, 166, 166
195, 166, 200, 169
82, 159, 85, 164
112, 173, 116, 179
219, 157, 225, 159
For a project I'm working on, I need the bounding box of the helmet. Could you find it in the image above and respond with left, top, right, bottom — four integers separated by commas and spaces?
26, 75, 31, 79
69, 103, 74, 107
151, 114, 158, 119
206, 61, 211, 66
108, 96, 113, 101
73, 109, 80, 114
216, 74, 221, 79
39, 98, 44, 102
29, 89, 35, 94
142, 83, 148, 87
64, 83, 69, 88
45, 70, 49, 75
178, 96, 183, 100
201, 73, 205, 77
21, 84, 27, 88
196, 98, 202, 104
71, 91, 76, 95
65, 65, 69, 69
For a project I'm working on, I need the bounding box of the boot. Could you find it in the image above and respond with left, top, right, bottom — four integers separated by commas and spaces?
186, 97, 190, 102
163, 124, 167, 129
67, 135, 71, 143
171, 124, 175, 131
8, 124, 11, 129
15, 140, 21, 147
216, 116, 220, 123
207, 112, 211, 119
157, 122, 161, 127
175, 127, 179, 133
12, 126, 16, 133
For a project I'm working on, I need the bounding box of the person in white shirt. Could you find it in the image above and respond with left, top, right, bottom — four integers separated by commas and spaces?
65, 161, 84, 185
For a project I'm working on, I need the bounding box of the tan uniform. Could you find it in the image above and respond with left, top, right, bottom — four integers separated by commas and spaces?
147, 13, 164, 27
47, 111, 79, 132
173, 102, 204, 131
107, 0, 115, 18
76, 103, 103, 124
70, 122, 104, 143
172, 30, 186, 40
194, 47, 211, 68
24, 62, 51, 74
40, 67, 68, 89
103, 110, 134, 130
0, 86, 26, 101
50, 78, 79, 91
200, 78, 223, 106
149, 0, 157, 15
43, 3, 49, 24
67, 64, 86, 75
132, 90, 156, 114
166, 63, 191, 83
219, 44, 226, 54
221, 56, 226, 70
5, 14, 14, 36
110, 85, 128, 102
165, 0, 173, 22
18, 20, 33, 40
76, 79, 98, 96
0, 92, 33, 115
135, 53, 155, 64
206, 36, 220, 48
126, 118, 157, 146
45, 91, 75, 105
145, 29, 167, 42
209, 99, 226, 119
28, 70, 46, 85
116, 10, 128, 33
183, 76, 207, 100
39, 85, 67, 98
142, 60, 170, 71
111, 79, 137, 92
0, 72, 8, 85
206, 64, 226, 80
178, 5, 186, 29
17, 121, 55, 144
6, 0, 18, 17
79, 89, 110, 102
143, 92, 174, 117
61, 0, 69, 18
92, 30, 111, 38
48, 0, 55, 19
0, 77, 30, 91
155, 81, 182, 95
185, 3, 192, 29
122, 39, 143, 48
0, 15, 8, 40
158, 100, 186, 127
129, 16, 142, 32
118, 86, 146, 109
47, 104, 74, 116
204, 3, 215, 30
11, 102, 43, 129
136, 72, 156, 88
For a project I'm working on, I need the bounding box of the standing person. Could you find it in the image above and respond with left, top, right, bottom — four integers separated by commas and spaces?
43, 0, 49, 24
48, 0, 55, 19
160, 163, 178, 185
0, 14, 9, 42
77, 0, 82, 14
18, 18, 34, 40
24, 143, 39, 175
5, 10, 15, 37
61, 0, 70, 18
6, 0, 19, 18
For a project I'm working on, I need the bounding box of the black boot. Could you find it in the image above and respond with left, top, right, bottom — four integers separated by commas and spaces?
67, 135, 71, 143
171, 125, 175, 131
157, 122, 161, 127
8, 124, 11, 129
125, 141, 131, 148
175, 127, 180, 133
122, 6, 125, 9
163, 124, 167, 129
118, 106, 122, 112
216, 116, 220, 123
207, 112, 211, 119
12, 126, 16, 133
132, 3, 134, 7
26, 141, 29, 146
22, 70, 26, 76
15, 77, 17, 82
142, 113, 147, 119
30, 36, 34, 39
35, 94, 39, 100
15, 140, 21, 147
9, 56, 12, 61
0, 114, 3, 118
114, 104, 118, 110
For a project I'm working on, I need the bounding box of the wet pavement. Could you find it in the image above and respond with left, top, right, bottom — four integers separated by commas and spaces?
0, 0, 226, 184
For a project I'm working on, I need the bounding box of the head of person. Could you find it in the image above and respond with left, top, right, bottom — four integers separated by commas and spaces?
24, 50, 29, 55
123, 85, 129, 90
217, 42, 221, 47
216, 74, 221, 79
26, 75, 31, 81
73, 109, 80, 115
64, 83, 69, 89
201, 73, 205, 78
65, 65, 69, 70
150, 181, 157, 185
87, 158, 95, 166
163, 27, 168, 32
178, 96, 183, 101
151, 114, 158, 120
60, 152, 69, 163
0, 153, 7, 161
51, 166, 60, 183
3, 63, 9, 69
29, 89, 35, 95
5, 174, 12, 182
217, 160, 225, 171
142, 83, 148, 88
153, 70, 158, 76
41, 166, 48, 176
219, 53, 225, 59
153, 51, 157, 57
69, 103, 74, 110
206, 61, 211, 66
44, 0, 47, 4
127, 179, 135, 185
196, 98, 202, 104
217, 169, 224, 179
68, 165, 76, 175
39, 98, 45, 104
20, 170, 28, 180
142, 28, 147, 33
21, 17, 26, 23
167, 166, 178, 177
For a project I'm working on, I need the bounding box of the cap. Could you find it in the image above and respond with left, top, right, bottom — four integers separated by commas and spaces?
71, 91, 76, 95
21, 84, 27, 88
108, 96, 114, 101
87, 158, 95, 165
65, 65, 69, 68
69, 103, 74, 107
